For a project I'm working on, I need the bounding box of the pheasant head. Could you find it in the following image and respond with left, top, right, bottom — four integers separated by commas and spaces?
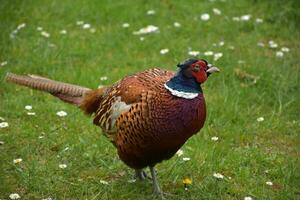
165, 58, 219, 99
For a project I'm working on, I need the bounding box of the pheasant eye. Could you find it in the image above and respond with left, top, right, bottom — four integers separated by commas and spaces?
193, 64, 200, 72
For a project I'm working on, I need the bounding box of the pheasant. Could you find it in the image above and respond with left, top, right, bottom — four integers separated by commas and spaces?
6, 58, 219, 196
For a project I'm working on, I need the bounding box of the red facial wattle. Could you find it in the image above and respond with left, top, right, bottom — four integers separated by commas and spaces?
191, 60, 208, 83
192, 70, 207, 83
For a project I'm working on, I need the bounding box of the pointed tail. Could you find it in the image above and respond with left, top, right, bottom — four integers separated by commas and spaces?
5, 72, 92, 105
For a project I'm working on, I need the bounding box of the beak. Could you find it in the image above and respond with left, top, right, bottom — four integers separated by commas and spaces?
206, 65, 220, 74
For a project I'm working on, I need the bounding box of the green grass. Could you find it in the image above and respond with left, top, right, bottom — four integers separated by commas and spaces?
0, 0, 299, 199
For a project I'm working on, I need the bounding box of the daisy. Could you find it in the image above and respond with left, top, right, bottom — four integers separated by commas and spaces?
211, 136, 219, 141
204, 51, 214, 56
276, 51, 284, 58
240, 15, 251, 21
160, 49, 169, 55
25, 105, 32, 110
0, 122, 9, 128
200, 13, 210, 21
1, 61, 8, 66
82, 23, 91, 29
59, 164, 67, 169
13, 158, 23, 164
147, 10, 156, 15
122, 23, 130, 28
212, 8, 221, 15
213, 172, 224, 179
188, 51, 200, 56
133, 25, 159, 35
100, 76, 108, 81
9, 193, 20, 199
257, 117, 264, 122
266, 181, 273, 186
56, 111, 67, 117
60, 30, 67, 34
100, 180, 109, 185
174, 22, 181, 27
41, 31, 50, 38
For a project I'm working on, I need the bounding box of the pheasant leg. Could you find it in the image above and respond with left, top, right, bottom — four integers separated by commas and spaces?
135, 169, 146, 180
149, 166, 164, 197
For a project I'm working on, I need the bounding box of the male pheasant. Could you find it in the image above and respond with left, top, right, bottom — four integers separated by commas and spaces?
6, 58, 219, 196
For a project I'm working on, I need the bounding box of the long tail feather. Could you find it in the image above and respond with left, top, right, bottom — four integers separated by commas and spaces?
6, 72, 91, 105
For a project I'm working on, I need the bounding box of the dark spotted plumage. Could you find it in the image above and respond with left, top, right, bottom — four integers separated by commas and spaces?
6, 59, 219, 196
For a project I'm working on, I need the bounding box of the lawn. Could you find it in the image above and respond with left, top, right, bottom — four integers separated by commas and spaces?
0, 0, 299, 199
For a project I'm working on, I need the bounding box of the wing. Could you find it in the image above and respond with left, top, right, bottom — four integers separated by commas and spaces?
92, 68, 174, 142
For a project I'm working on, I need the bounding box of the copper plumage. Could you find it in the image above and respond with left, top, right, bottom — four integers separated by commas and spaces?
6, 59, 220, 196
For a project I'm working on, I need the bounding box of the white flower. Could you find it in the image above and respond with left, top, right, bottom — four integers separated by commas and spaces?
100, 180, 109, 185
269, 40, 278, 48
17, 23, 26, 30
76, 21, 84, 25
42, 197, 53, 200
82, 23, 91, 29
256, 18, 263, 23
182, 157, 191, 161
9, 193, 20, 199
1, 61, 8, 66
0, 117, 4, 121
48, 43, 56, 48
38, 135, 44, 139
213, 52, 223, 61
0, 122, 9, 128
60, 30, 67, 34
232, 17, 240, 21
211, 136, 219, 141
13, 158, 23, 164
213, 172, 224, 179
27, 112, 36, 116
204, 51, 214, 56
37, 27, 43, 31
0, 141, 4, 145
257, 42, 265, 47
174, 22, 181, 27
140, 37, 145, 41
213, 8, 221, 15
244, 197, 253, 200
41, 31, 50, 38
266, 181, 273, 186
122, 23, 130, 28
257, 117, 264, 122
100, 76, 108, 81
240, 15, 251, 21
276, 51, 284, 58
281, 47, 289, 52
147, 10, 156, 15
188, 51, 200, 56
25, 105, 32, 110
56, 111, 67, 117
201, 13, 210, 21
218, 41, 224, 46
160, 48, 169, 55
176, 149, 184, 157
90, 28, 96, 33
133, 25, 159, 35
59, 164, 67, 169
